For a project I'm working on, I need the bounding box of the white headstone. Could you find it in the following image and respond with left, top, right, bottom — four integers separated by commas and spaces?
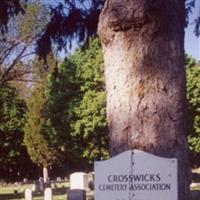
190, 182, 200, 187
95, 150, 177, 200
70, 172, 88, 190
23, 178, 28, 183
88, 172, 95, 191
56, 177, 62, 181
88, 172, 94, 182
24, 188, 32, 200
31, 184, 35, 191
44, 188, 52, 200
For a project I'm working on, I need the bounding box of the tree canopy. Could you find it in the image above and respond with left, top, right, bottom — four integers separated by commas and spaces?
1, 0, 199, 59
0, 0, 24, 34
0, 1, 49, 86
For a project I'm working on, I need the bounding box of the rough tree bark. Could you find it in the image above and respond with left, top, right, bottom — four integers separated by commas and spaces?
98, 0, 190, 199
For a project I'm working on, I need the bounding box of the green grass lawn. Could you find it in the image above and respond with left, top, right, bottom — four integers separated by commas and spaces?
0, 182, 69, 200
190, 185, 200, 200
0, 182, 200, 200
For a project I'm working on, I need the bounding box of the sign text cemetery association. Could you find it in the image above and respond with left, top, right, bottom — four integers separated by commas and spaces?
95, 150, 177, 200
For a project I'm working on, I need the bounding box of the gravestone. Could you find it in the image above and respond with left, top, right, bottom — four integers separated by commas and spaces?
23, 178, 28, 183
95, 150, 177, 200
38, 177, 45, 191
32, 180, 40, 193
67, 189, 86, 200
44, 178, 51, 189
88, 172, 94, 183
32, 184, 35, 191
88, 172, 95, 191
70, 172, 88, 190
56, 177, 62, 181
24, 188, 32, 200
44, 188, 52, 200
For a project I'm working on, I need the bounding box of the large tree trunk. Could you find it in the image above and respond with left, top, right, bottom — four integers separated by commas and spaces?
98, 0, 190, 199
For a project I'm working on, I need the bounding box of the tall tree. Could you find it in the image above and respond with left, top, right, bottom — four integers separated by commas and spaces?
24, 80, 58, 183
45, 38, 108, 169
24, 55, 60, 183
98, 1, 189, 200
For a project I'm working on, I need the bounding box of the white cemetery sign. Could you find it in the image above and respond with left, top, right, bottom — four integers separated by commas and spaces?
95, 150, 177, 200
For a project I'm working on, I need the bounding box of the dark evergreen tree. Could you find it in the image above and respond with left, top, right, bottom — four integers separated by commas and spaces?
1, 1, 199, 57
0, 0, 24, 33
0, 84, 38, 181
24, 55, 61, 182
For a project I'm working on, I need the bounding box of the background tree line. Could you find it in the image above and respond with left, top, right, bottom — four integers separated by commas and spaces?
0, 0, 200, 185
1, 36, 200, 181
0, 37, 109, 181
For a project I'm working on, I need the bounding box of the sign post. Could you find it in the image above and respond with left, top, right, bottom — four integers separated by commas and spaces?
95, 150, 177, 200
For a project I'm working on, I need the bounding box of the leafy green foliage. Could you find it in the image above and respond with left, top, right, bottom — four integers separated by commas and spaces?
71, 90, 108, 161
0, 86, 26, 131
46, 38, 109, 167
67, 38, 108, 162
186, 56, 200, 166
24, 79, 59, 167
0, 84, 37, 180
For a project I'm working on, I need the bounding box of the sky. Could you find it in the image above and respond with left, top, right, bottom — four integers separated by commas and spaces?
185, 1, 200, 61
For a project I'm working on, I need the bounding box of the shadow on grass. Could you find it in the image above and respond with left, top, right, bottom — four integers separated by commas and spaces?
0, 193, 24, 200
191, 190, 200, 200
0, 187, 67, 200
53, 187, 67, 195
0, 192, 45, 200
1, 189, 199, 200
